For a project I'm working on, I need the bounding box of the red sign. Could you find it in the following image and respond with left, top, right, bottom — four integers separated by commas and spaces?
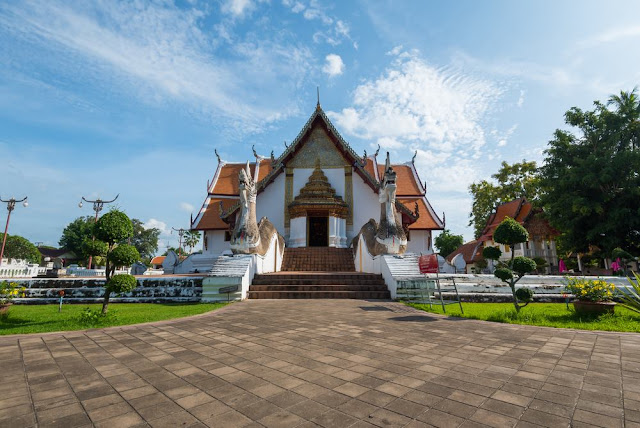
418, 254, 439, 274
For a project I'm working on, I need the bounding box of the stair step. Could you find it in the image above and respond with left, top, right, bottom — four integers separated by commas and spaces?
281, 247, 355, 272
247, 291, 391, 299
252, 279, 385, 286
249, 285, 389, 292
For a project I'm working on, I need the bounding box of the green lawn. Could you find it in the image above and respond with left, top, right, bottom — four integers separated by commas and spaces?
405, 302, 640, 333
0, 302, 228, 335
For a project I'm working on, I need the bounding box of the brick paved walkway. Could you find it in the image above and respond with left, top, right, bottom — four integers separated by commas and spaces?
1, 300, 639, 427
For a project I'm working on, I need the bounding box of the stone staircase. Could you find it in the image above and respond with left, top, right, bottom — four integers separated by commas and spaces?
248, 272, 390, 299
281, 247, 356, 272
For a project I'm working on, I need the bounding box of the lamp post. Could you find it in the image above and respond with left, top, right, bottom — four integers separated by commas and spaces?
0, 196, 28, 267
78, 194, 118, 269
171, 227, 185, 257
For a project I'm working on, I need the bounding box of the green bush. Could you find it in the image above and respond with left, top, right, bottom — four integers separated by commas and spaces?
110, 245, 140, 268
617, 272, 640, 313
77, 308, 117, 326
95, 210, 133, 245
515, 287, 534, 303
493, 217, 529, 245
494, 267, 513, 281
482, 246, 502, 261
106, 274, 137, 295
513, 257, 537, 276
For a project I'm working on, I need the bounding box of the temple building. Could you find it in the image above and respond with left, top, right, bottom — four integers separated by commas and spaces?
447, 198, 559, 274
191, 103, 444, 257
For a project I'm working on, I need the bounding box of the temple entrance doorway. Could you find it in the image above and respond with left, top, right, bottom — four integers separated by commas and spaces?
308, 216, 328, 247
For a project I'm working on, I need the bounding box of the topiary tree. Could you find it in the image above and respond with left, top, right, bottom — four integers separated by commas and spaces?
2, 235, 41, 264
94, 210, 140, 314
482, 217, 537, 312
105, 274, 137, 306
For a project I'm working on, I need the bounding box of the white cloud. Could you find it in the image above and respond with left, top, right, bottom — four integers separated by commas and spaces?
322, 54, 344, 77
143, 218, 170, 235
517, 90, 525, 108
283, 0, 355, 47
0, 1, 313, 132
221, 0, 255, 18
328, 49, 504, 155
180, 202, 195, 212
580, 25, 640, 47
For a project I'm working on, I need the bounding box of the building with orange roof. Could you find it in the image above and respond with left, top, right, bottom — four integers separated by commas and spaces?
191, 103, 444, 257
447, 198, 559, 273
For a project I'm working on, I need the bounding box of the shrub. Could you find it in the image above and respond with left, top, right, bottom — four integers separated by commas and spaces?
106, 274, 137, 295
617, 272, 640, 313
489, 217, 537, 312
493, 217, 529, 245
565, 277, 615, 302
513, 257, 537, 276
482, 246, 502, 261
77, 308, 117, 326
515, 287, 534, 303
0, 281, 26, 305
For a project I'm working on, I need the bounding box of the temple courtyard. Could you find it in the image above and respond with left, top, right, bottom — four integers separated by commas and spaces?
1, 300, 638, 428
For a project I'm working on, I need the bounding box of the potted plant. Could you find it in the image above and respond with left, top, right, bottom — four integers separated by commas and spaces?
564, 277, 616, 314
0, 280, 25, 316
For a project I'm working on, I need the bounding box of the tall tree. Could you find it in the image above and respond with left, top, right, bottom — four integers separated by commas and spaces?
183, 230, 201, 254
540, 89, 640, 255
434, 229, 464, 257
59, 216, 95, 263
1, 235, 41, 264
468, 161, 541, 238
94, 210, 140, 314
130, 219, 160, 259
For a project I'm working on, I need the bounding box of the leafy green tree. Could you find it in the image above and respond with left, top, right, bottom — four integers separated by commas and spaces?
59, 216, 95, 263
434, 229, 464, 258
469, 161, 541, 238
540, 89, 640, 255
482, 217, 537, 312
94, 210, 140, 314
130, 219, 160, 260
1, 235, 41, 264
183, 230, 201, 254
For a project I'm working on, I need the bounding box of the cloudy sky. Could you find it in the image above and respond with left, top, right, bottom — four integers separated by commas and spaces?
1, 0, 639, 253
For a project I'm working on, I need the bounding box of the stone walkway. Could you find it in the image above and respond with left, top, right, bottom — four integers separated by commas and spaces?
1, 300, 639, 428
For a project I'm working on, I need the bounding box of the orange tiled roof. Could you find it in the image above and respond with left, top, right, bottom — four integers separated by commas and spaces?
378, 164, 424, 196
150, 256, 165, 265
212, 160, 273, 196
398, 198, 441, 230
363, 157, 378, 181
446, 240, 482, 263
194, 198, 238, 230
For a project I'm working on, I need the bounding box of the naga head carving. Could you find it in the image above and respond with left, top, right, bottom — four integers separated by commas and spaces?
380, 152, 397, 203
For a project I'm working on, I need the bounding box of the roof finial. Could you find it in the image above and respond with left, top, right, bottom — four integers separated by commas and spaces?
215, 148, 221, 164
284, 140, 289, 148
412, 150, 417, 164
443, 212, 446, 227
374, 144, 380, 158
316, 86, 320, 110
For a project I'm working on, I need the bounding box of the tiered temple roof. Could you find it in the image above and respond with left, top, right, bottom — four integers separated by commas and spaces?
192, 105, 443, 231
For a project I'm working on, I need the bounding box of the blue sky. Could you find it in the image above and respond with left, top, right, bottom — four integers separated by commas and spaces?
1, 0, 639, 253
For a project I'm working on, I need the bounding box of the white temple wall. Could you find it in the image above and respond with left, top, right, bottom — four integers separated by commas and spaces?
204, 230, 229, 255
289, 217, 306, 247
351, 175, 380, 242
406, 230, 433, 254
256, 173, 285, 233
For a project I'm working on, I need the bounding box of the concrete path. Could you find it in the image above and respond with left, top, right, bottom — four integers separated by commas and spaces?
1, 300, 639, 427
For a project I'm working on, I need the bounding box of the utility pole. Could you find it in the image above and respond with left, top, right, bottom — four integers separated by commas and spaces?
78, 194, 119, 269
0, 196, 28, 266
171, 227, 186, 258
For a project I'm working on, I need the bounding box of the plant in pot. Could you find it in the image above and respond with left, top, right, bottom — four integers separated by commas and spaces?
564, 277, 616, 314
0, 280, 26, 316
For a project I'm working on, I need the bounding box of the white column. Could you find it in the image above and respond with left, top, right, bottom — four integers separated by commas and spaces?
289, 217, 307, 247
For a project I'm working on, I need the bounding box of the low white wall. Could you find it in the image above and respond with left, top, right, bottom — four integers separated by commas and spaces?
0, 260, 44, 278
